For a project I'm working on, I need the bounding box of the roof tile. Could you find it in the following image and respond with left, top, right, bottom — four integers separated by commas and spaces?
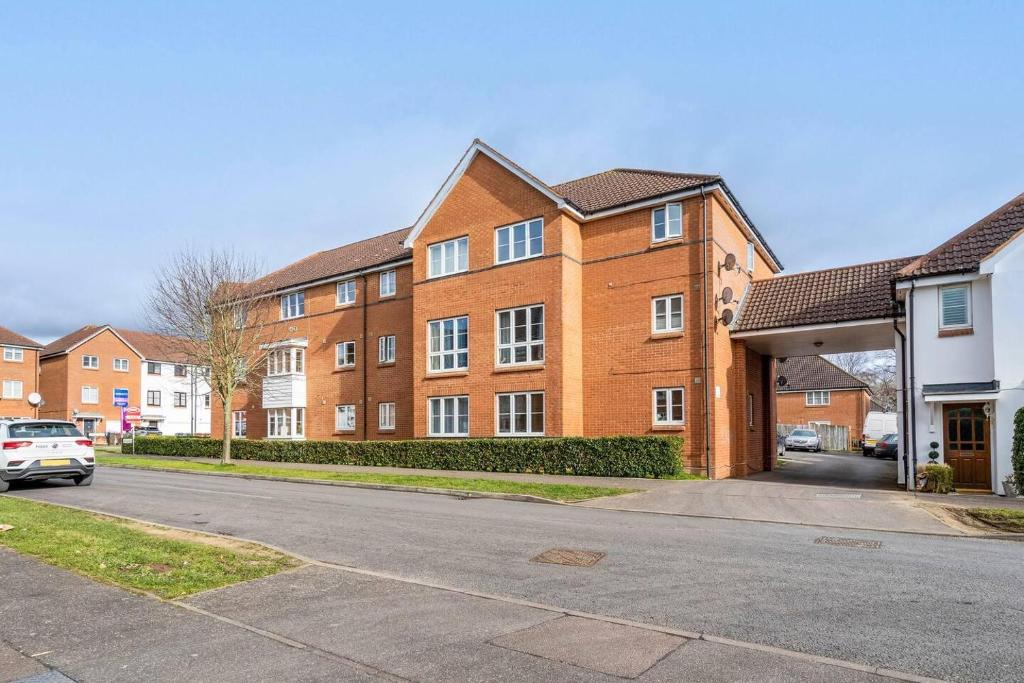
776, 355, 868, 392
552, 168, 719, 214
0, 326, 42, 349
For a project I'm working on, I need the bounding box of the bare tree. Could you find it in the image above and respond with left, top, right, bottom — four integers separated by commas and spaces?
827, 351, 898, 412
146, 248, 269, 463
827, 352, 873, 378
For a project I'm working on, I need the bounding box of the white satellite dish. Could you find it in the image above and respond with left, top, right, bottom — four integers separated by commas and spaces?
27, 392, 43, 407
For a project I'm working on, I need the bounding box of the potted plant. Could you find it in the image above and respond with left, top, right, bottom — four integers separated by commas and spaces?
1004, 473, 1019, 498
927, 442, 940, 464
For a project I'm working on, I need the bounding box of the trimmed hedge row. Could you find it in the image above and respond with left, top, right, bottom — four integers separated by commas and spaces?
123, 435, 682, 478
1013, 406, 1024, 486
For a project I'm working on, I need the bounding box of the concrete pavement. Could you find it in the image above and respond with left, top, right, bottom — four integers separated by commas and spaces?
7, 468, 1024, 682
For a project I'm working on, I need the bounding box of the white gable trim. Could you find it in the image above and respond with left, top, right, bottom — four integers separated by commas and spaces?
404, 140, 582, 248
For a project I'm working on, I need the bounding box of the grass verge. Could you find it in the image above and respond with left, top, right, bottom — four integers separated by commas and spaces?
0, 496, 299, 598
965, 507, 1024, 533
99, 455, 637, 502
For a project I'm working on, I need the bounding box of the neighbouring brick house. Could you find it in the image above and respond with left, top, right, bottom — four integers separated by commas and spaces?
213, 140, 785, 478
0, 326, 43, 419
775, 355, 872, 447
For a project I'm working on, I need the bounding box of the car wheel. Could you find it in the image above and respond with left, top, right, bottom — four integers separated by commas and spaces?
73, 473, 93, 487
0, 479, 9, 493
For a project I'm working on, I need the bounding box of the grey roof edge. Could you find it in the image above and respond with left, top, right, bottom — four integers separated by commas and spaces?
921, 381, 1000, 394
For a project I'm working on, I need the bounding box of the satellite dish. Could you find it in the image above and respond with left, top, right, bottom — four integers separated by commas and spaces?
720, 309, 734, 326
721, 287, 734, 305
723, 253, 737, 271
27, 392, 43, 407
777, 375, 788, 387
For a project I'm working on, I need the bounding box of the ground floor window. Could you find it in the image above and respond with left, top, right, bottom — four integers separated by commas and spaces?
379, 402, 395, 430
496, 392, 544, 436
147, 390, 161, 407
268, 407, 304, 438
429, 396, 468, 437
336, 404, 356, 432
232, 411, 246, 438
653, 387, 685, 425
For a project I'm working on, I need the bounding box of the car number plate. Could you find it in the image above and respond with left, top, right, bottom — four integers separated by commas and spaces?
42, 459, 72, 467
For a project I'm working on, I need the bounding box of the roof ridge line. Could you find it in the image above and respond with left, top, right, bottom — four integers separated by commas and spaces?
758, 255, 920, 283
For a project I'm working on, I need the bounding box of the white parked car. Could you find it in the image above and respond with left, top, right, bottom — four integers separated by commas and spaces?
784, 428, 822, 452
0, 420, 95, 492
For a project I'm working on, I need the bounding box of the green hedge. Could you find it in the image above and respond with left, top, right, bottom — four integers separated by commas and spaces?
1013, 407, 1024, 487
123, 435, 682, 478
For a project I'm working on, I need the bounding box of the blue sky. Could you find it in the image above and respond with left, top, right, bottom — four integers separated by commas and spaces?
2, 1, 1022, 342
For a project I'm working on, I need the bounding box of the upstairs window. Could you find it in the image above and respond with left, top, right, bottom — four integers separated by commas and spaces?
428, 237, 468, 278
81, 386, 99, 404
747, 242, 755, 273
3, 347, 24, 362
336, 341, 356, 368
267, 347, 305, 376
496, 305, 544, 365
336, 280, 357, 306
428, 316, 468, 372
147, 390, 161, 407
174, 392, 187, 408
82, 355, 99, 369
147, 362, 161, 375
652, 295, 684, 333
379, 270, 396, 297
174, 365, 187, 377
495, 219, 543, 264
378, 335, 396, 363
281, 291, 305, 319
114, 358, 130, 372
806, 390, 831, 406
652, 203, 682, 242
939, 284, 971, 329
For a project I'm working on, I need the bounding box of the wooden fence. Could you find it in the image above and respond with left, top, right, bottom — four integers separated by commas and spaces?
777, 423, 851, 452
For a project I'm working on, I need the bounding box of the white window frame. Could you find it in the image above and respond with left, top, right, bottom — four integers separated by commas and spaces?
232, 410, 247, 438
379, 270, 396, 297
378, 335, 396, 363
495, 218, 543, 264
3, 347, 24, 362
496, 391, 544, 436
651, 203, 683, 242
651, 294, 684, 333
496, 305, 544, 366
378, 402, 396, 430
335, 404, 356, 432
747, 242, 756, 274
428, 396, 469, 437
427, 316, 469, 373
113, 357, 130, 372
267, 407, 305, 439
939, 283, 972, 329
336, 280, 357, 306
82, 355, 99, 369
336, 341, 356, 369
653, 387, 685, 425
805, 390, 831, 406
81, 385, 99, 404
427, 237, 469, 278
2, 379, 23, 399
267, 347, 305, 376
280, 291, 306, 320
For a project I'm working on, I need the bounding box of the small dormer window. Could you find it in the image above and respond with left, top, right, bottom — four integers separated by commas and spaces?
652, 203, 682, 242
939, 284, 971, 329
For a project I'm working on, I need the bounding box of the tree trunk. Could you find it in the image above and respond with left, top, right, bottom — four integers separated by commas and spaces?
221, 388, 233, 464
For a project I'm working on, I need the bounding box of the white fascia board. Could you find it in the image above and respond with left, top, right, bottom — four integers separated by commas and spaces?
980, 228, 1024, 274
1, 343, 42, 351
894, 272, 982, 290
731, 317, 896, 338
923, 392, 1000, 403
404, 141, 581, 248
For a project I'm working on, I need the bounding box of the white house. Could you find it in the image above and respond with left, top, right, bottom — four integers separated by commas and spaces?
895, 192, 1024, 493
118, 329, 213, 436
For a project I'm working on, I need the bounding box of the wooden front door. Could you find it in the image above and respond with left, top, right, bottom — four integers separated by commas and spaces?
942, 403, 991, 489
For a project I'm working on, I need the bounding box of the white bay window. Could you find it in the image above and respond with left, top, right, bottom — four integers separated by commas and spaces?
268, 407, 304, 439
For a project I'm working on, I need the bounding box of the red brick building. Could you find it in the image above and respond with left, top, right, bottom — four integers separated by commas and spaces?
213, 140, 784, 478
0, 326, 43, 419
776, 355, 872, 448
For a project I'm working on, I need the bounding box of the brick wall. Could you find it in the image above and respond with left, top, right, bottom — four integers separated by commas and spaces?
777, 388, 870, 448
0, 347, 40, 419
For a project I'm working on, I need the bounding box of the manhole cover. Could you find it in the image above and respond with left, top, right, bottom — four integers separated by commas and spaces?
814, 536, 882, 549
531, 548, 605, 567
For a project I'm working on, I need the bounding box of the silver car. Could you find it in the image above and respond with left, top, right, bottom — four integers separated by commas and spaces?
0, 419, 95, 492
784, 428, 822, 452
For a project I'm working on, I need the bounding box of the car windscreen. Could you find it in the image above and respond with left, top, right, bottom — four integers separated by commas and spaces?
790, 430, 816, 437
7, 423, 84, 438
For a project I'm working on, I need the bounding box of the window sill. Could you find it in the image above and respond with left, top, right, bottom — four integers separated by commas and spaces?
425, 370, 469, 379
267, 436, 306, 441
428, 434, 469, 438
379, 293, 396, 300
377, 428, 395, 433
650, 331, 685, 340
652, 424, 686, 432
333, 430, 356, 435
335, 302, 358, 309
377, 361, 396, 368
650, 237, 685, 250
333, 366, 356, 373
493, 363, 544, 373
938, 327, 973, 338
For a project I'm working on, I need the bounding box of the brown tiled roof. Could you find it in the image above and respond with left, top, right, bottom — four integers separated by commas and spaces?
552, 169, 719, 214
899, 192, 1024, 278
244, 227, 411, 297
776, 355, 868, 392
734, 257, 917, 332
0, 326, 42, 349
115, 329, 191, 363
41, 325, 107, 358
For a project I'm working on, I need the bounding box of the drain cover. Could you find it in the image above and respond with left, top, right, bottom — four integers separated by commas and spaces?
815, 536, 882, 549
531, 548, 605, 566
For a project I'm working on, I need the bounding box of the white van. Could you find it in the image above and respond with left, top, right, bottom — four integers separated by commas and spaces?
862, 412, 898, 455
